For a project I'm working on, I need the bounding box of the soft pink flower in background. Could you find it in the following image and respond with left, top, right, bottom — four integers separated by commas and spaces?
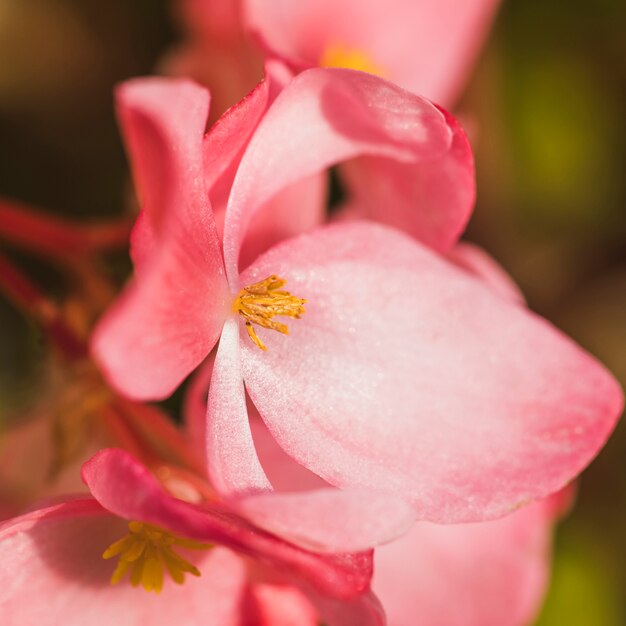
170, 0, 501, 115
92, 73, 622, 527
0, 448, 385, 626
243, 0, 500, 106
373, 493, 569, 626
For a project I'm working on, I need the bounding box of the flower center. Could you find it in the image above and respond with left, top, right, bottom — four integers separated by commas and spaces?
102, 521, 212, 594
233, 275, 306, 351
320, 43, 385, 76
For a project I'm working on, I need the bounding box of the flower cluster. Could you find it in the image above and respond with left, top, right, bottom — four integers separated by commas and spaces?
0, 2, 622, 626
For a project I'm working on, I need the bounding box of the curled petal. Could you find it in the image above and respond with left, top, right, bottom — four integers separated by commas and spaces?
223, 68, 470, 283
92, 78, 229, 400
339, 107, 475, 249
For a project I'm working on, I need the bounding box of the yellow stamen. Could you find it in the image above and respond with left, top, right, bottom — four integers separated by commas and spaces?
233, 275, 306, 351
103, 521, 212, 594
320, 43, 386, 77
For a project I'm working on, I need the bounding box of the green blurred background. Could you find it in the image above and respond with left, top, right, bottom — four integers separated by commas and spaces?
0, 1, 624, 622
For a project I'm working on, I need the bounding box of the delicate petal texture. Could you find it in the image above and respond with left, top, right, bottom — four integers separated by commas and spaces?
237, 489, 414, 553
82, 449, 373, 599
244, 0, 500, 105
0, 500, 246, 626
223, 68, 468, 282
206, 318, 272, 496
92, 78, 229, 400
373, 497, 560, 626
447, 241, 525, 304
241, 221, 623, 522
339, 108, 475, 249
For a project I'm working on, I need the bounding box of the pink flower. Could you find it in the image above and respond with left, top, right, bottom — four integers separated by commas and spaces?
243, 0, 500, 106
0, 448, 384, 625
173, 0, 500, 108
92, 72, 622, 526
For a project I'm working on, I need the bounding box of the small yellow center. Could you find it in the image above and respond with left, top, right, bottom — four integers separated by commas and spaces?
102, 521, 212, 594
233, 275, 306, 351
320, 43, 385, 77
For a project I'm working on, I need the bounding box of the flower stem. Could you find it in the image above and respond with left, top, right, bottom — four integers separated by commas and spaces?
0, 198, 131, 262
0, 249, 86, 359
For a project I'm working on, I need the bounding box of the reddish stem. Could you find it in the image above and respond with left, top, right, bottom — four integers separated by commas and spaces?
116, 397, 206, 476
0, 198, 131, 262
0, 250, 86, 359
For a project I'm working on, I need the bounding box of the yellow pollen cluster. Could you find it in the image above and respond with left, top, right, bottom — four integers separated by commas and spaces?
233, 275, 306, 351
102, 521, 212, 594
320, 43, 386, 77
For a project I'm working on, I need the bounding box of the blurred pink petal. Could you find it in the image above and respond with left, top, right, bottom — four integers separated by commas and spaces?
373, 495, 563, 626
241, 221, 622, 521
243, 583, 319, 626
0, 415, 88, 519
167, 0, 262, 121
244, 0, 500, 105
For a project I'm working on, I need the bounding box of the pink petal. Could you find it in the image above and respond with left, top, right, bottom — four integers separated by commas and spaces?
91, 78, 229, 400
311, 590, 386, 626
223, 68, 466, 282
237, 172, 327, 271
339, 107, 475, 250
244, 0, 500, 105
203, 74, 272, 193
0, 499, 247, 625
207, 395, 413, 553
204, 66, 326, 271
241, 221, 623, 522
82, 449, 373, 599
447, 241, 525, 304
236, 488, 414, 553
250, 414, 329, 493
206, 318, 272, 496
243, 583, 319, 626
373, 496, 560, 626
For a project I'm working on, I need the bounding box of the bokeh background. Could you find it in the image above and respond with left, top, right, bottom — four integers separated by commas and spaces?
0, 1, 624, 622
